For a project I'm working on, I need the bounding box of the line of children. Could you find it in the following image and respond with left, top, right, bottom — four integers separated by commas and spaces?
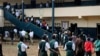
16, 31, 100, 56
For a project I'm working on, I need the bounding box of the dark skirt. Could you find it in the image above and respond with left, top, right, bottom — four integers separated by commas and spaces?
75, 50, 84, 56
50, 52, 58, 56
40, 52, 48, 56
67, 50, 74, 56
18, 52, 27, 56
96, 51, 100, 56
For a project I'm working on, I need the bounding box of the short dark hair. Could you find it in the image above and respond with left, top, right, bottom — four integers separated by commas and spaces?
87, 38, 90, 41
42, 35, 47, 40
52, 35, 56, 39
20, 37, 24, 42
68, 37, 72, 41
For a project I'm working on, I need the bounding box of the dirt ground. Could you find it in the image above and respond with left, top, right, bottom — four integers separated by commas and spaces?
2, 39, 65, 56
2, 39, 96, 56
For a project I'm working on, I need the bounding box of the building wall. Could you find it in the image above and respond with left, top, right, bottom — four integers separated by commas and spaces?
24, 6, 100, 28
45, 16, 100, 28
0, 5, 100, 27
0, 0, 31, 6
36, 0, 92, 4
0, 10, 4, 27
24, 6, 100, 17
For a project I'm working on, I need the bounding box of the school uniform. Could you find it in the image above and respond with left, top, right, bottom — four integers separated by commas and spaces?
38, 40, 50, 56
94, 39, 100, 56
64, 41, 75, 56
50, 39, 59, 56
17, 42, 28, 56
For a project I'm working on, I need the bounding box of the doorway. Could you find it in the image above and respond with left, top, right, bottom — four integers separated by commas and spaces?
97, 23, 100, 36
61, 21, 69, 30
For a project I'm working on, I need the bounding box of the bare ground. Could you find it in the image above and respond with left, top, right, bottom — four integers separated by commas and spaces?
2, 39, 95, 56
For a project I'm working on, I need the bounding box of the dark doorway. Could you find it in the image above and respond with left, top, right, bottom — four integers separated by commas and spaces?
70, 23, 77, 33
97, 23, 100, 37
3, 2, 7, 8
74, 0, 81, 5
31, 0, 36, 8
96, 0, 100, 5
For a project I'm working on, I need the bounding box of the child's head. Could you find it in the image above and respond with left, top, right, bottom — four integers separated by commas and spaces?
87, 38, 90, 41
68, 37, 72, 41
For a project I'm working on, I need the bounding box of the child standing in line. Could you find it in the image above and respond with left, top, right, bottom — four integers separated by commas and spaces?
64, 37, 75, 56
17, 38, 29, 56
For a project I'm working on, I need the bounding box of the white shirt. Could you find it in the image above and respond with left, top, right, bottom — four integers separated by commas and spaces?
21, 30, 26, 37
5, 5, 10, 10
46, 26, 49, 30
54, 41, 59, 48
18, 42, 28, 52
31, 18, 33, 21
21, 42, 28, 52
5, 31, 9, 38
38, 40, 50, 51
15, 11, 20, 17
64, 41, 75, 51
14, 29, 17, 33
36, 19, 40, 24
29, 31, 34, 38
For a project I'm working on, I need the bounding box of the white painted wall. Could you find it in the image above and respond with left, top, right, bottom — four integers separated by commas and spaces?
45, 16, 100, 28
24, 6, 100, 17
0, 10, 4, 27
1, 5, 100, 27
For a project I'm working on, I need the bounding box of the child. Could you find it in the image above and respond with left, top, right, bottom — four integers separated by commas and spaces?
38, 35, 57, 56
49, 35, 61, 56
84, 38, 93, 56
17, 38, 29, 56
64, 37, 75, 56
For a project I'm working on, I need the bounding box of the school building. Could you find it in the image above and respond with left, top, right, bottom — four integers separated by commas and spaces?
0, 0, 100, 38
